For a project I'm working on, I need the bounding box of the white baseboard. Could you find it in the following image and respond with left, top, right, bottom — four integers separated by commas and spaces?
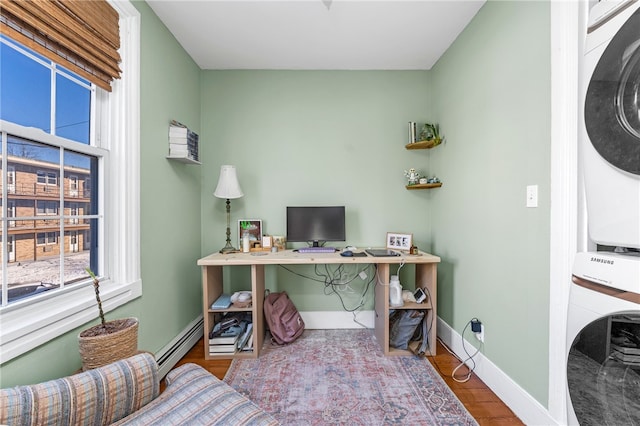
300, 310, 375, 329
437, 318, 557, 426
155, 315, 204, 379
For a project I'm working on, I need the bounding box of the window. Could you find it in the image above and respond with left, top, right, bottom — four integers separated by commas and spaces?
36, 232, 57, 246
0, 1, 141, 363
2, 39, 97, 297
36, 171, 58, 186
36, 201, 59, 216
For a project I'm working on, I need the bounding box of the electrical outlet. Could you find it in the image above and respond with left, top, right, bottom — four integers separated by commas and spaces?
526, 184, 538, 208
475, 324, 484, 343
359, 271, 367, 280
470, 318, 484, 343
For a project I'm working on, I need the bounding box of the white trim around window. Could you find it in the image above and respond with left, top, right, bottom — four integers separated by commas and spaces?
0, 1, 141, 364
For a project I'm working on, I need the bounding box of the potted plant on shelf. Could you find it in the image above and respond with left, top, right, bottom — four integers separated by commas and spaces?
419, 123, 444, 147
78, 268, 138, 371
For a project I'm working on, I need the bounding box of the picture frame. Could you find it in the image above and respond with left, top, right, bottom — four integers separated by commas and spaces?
386, 232, 413, 251
238, 219, 262, 247
262, 235, 273, 249
272, 235, 286, 251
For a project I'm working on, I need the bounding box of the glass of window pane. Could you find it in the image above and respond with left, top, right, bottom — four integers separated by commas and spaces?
64, 150, 97, 214
64, 218, 97, 286
0, 38, 51, 131
5, 220, 61, 303
56, 72, 91, 144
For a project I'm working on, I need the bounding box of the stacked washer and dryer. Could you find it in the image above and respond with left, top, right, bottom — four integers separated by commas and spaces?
567, 1, 640, 424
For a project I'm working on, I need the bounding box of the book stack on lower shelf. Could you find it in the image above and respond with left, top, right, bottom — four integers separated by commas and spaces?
611, 344, 640, 366
209, 312, 253, 355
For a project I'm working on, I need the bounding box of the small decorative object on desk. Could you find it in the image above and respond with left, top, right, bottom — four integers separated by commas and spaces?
404, 168, 421, 185
262, 235, 273, 249
238, 219, 262, 249
272, 235, 286, 251
386, 232, 413, 251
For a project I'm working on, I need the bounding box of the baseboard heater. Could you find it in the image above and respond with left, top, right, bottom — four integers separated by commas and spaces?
156, 315, 204, 379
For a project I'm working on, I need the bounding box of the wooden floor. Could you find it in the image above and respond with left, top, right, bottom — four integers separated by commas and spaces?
172, 336, 524, 426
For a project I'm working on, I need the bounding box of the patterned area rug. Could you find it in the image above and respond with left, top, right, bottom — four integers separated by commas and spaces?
224, 329, 478, 425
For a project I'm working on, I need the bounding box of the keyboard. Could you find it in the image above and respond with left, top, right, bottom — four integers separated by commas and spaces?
298, 247, 336, 253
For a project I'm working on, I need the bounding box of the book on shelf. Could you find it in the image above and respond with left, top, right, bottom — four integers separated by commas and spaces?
209, 311, 252, 345
611, 343, 640, 355
209, 343, 238, 354
210, 294, 232, 309
241, 333, 254, 352
236, 323, 253, 350
611, 344, 640, 364
209, 321, 245, 340
169, 143, 189, 150
209, 333, 240, 346
168, 120, 199, 161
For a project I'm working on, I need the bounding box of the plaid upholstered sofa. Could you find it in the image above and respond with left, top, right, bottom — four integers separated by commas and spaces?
0, 352, 278, 425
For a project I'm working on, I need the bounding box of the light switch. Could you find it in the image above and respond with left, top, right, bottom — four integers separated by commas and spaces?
526, 185, 538, 208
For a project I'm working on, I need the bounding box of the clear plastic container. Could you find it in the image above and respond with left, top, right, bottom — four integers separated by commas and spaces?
389, 275, 404, 307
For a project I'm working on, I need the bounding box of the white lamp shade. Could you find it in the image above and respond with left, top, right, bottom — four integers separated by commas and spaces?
214, 165, 244, 199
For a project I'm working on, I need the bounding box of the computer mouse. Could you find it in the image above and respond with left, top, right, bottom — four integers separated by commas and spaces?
341, 250, 353, 257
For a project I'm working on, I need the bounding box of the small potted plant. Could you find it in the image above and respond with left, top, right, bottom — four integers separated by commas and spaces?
78, 268, 138, 370
419, 123, 444, 147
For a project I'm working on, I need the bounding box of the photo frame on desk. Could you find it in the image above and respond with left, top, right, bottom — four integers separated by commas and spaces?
272, 235, 286, 251
238, 219, 262, 246
386, 232, 412, 251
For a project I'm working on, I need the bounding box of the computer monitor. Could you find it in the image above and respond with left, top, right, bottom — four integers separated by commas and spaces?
286, 206, 346, 247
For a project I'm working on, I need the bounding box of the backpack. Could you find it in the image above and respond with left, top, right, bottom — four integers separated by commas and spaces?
264, 291, 305, 345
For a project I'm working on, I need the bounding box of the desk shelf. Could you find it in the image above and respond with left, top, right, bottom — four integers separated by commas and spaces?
374, 262, 438, 356
200, 264, 265, 359
198, 250, 440, 359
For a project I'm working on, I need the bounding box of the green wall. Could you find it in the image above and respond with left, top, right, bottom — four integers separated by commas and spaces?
136, 0, 203, 356
0, 0, 203, 387
199, 71, 433, 310
430, 1, 551, 404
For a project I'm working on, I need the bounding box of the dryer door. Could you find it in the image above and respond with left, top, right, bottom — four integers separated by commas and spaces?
567, 312, 640, 425
584, 7, 640, 176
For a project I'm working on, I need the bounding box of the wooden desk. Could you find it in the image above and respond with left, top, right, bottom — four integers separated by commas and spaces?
197, 249, 441, 359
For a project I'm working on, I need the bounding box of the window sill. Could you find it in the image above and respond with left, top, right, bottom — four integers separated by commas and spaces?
0, 278, 142, 364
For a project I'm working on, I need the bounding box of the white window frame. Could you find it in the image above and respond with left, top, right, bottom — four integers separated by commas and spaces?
0, 0, 141, 364
36, 200, 58, 216
36, 171, 57, 186
36, 232, 57, 246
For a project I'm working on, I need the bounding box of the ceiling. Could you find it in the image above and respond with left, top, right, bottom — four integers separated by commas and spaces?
146, 0, 486, 70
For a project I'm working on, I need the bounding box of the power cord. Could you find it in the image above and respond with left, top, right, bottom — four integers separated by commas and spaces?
450, 318, 482, 383
278, 263, 376, 325
395, 258, 406, 277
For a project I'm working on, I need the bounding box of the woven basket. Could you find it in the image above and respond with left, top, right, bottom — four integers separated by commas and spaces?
78, 317, 139, 371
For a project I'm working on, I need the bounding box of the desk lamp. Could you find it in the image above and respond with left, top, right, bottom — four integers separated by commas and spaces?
214, 165, 244, 253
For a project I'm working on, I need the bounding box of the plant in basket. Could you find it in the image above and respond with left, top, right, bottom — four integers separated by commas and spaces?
77, 268, 138, 371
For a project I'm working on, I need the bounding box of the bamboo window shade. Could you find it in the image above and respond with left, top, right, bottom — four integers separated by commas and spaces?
0, 0, 121, 91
